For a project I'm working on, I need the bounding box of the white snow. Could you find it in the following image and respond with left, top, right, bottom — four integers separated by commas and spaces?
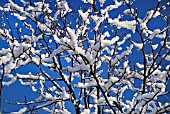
153, 11, 160, 18
65, 57, 71, 63
62, 87, 70, 99
9, 0, 24, 12
132, 41, 143, 50
81, 0, 93, 4
92, 41, 100, 51
67, 27, 78, 47
111, 45, 133, 66
0, 48, 10, 56
101, 0, 123, 15
17, 73, 45, 81
37, 22, 47, 31
78, 9, 89, 21
108, 18, 136, 33
20, 0, 28, 5
50, 46, 68, 59
93, 17, 104, 31
148, 29, 161, 40
117, 37, 126, 46
12, 43, 31, 58
0, 6, 10, 12
0, 29, 10, 40
118, 47, 122, 50
67, 64, 90, 72
54, 10, 60, 20
136, 63, 144, 69
19, 79, 37, 86
10, 107, 27, 114
140, 10, 154, 30
53, 32, 60, 43
123, 60, 128, 68
0, 0, 168, 113
2, 76, 17, 86
124, 9, 134, 14
15, 23, 18, 27
155, 83, 165, 92
81, 109, 90, 114
99, 0, 106, 6
162, 6, 166, 10
110, 76, 119, 83
76, 82, 89, 88
156, 31, 166, 39
126, 34, 131, 38
43, 92, 55, 100
0, 53, 12, 65
104, 109, 112, 113
165, 55, 170, 61
151, 44, 158, 50
103, 76, 119, 91
145, 10, 154, 21
75, 47, 85, 55
102, 36, 119, 47
32, 86, 37, 92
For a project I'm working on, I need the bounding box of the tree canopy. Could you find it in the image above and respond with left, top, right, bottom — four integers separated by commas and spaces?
0, 0, 170, 113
